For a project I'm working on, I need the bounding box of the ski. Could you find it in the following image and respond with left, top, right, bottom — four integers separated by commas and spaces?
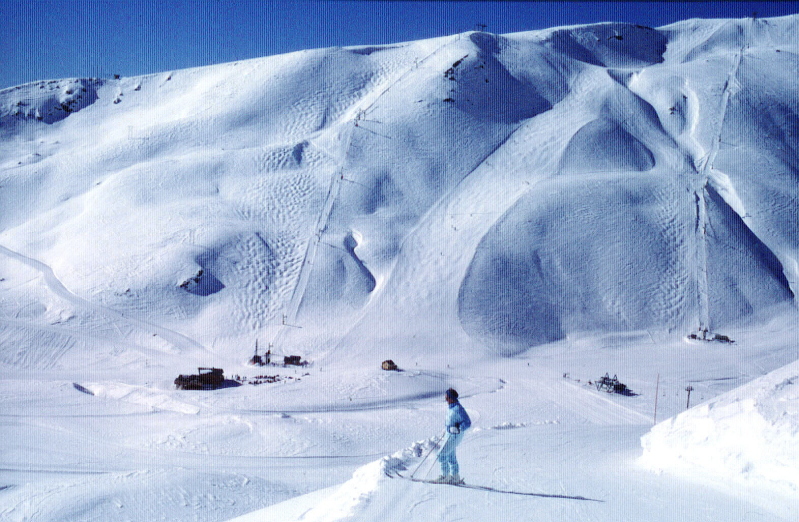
396, 475, 602, 502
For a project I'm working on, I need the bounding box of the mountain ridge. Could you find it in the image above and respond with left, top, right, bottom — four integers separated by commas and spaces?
1, 17, 797, 363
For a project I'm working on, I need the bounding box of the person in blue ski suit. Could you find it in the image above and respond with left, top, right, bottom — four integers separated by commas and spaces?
437, 388, 471, 484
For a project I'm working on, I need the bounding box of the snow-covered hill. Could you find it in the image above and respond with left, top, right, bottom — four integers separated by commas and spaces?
1, 14, 798, 522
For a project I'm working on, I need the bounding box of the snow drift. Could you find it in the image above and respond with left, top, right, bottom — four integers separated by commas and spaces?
640, 358, 799, 497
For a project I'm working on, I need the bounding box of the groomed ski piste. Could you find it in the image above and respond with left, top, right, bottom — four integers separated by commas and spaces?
1, 14, 798, 522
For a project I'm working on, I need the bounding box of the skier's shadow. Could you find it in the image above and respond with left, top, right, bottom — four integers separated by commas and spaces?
407, 477, 604, 502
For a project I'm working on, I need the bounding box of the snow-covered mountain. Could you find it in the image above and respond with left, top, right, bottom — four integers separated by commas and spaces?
1, 15, 798, 522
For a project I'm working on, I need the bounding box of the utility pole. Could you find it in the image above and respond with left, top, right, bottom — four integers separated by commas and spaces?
685, 385, 694, 409
653, 373, 660, 425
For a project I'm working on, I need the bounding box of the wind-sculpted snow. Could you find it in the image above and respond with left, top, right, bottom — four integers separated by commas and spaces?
681, 21, 749, 63
712, 48, 799, 291
459, 175, 696, 353
444, 32, 554, 124
559, 117, 655, 173
703, 184, 794, 324
540, 23, 668, 68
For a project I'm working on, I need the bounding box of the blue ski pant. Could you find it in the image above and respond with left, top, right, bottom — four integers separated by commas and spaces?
438, 431, 464, 476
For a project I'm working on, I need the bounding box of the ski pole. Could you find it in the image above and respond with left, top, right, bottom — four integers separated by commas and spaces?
421, 442, 443, 480
411, 431, 444, 479
409, 431, 445, 479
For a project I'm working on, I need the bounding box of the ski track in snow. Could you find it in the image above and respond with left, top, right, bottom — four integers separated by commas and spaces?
545, 378, 653, 425
0, 243, 208, 355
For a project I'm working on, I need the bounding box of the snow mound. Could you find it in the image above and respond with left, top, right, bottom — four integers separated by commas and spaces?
559, 117, 655, 173
640, 358, 799, 496
282, 459, 385, 522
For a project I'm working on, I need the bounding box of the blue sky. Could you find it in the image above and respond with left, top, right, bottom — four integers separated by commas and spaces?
2, 1, 798, 89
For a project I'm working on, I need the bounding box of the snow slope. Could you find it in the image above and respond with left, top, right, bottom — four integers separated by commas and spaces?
1, 14, 798, 522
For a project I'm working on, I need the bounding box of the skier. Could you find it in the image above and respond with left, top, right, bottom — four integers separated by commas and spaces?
436, 388, 471, 484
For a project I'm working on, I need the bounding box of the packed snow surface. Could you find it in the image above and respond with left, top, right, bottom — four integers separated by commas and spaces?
1, 14, 798, 522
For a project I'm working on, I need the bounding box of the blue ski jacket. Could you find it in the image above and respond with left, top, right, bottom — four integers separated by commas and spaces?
446, 400, 471, 432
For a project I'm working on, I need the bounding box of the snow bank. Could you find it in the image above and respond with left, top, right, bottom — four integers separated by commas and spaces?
281, 440, 438, 521
640, 359, 799, 496
223, 439, 437, 522
289, 459, 385, 522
